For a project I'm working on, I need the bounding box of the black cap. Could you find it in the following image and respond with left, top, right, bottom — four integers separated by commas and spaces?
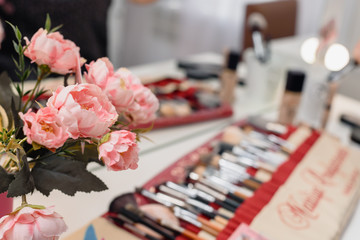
226, 51, 241, 70
285, 70, 305, 92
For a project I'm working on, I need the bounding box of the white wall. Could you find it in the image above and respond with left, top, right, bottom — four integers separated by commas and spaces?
108, 0, 327, 68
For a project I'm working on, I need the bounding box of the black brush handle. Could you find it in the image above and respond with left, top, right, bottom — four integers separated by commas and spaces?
215, 199, 238, 212
223, 197, 241, 209
119, 209, 176, 240
228, 192, 245, 204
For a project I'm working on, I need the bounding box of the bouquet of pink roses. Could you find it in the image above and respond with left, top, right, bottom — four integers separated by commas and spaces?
0, 15, 159, 239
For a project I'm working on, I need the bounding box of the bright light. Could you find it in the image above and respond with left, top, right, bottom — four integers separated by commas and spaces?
324, 43, 350, 71
300, 37, 320, 64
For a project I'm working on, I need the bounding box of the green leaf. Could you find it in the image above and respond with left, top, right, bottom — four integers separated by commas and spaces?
12, 40, 19, 54
99, 133, 111, 145
32, 156, 108, 196
65, 141, 102, 164
0, 72, 19, 129
11, 98, 22, 132
11, 56, 20, 70
23, 90, 31, 96
7, 156, 35, 198
15, 26, 22, 42
49, 24, 63, 33
45, 14, 51, 32
21, 68, 31, 82
6, 21, 16, 34
0, 167, 15, 194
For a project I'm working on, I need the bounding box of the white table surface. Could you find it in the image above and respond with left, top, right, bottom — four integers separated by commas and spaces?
12, 52, 360, 239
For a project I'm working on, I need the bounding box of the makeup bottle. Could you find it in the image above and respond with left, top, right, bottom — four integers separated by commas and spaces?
296, 63, 330, 129
278, 70, 305, 125
219, 51, 240, 104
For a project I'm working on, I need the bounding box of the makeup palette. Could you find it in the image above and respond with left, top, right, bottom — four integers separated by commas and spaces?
132, 78, 233, 130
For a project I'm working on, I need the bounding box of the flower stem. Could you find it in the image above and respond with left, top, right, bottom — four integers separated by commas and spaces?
21, 195, 27, 206
21, 69, 47, 112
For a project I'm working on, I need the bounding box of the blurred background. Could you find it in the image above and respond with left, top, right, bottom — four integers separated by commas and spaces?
107, 0, 360, 101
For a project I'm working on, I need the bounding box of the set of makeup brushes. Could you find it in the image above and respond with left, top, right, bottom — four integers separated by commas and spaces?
106, 125, 293, 240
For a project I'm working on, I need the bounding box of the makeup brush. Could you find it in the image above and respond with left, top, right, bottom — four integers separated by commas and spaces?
158, 185, 226, 232
163, 182, 237, 212
193, 182, 240, 210
118, 206, 176, 240
108, 213, 162, 240
109, 192, 176, 240
188, 172, 245, 204
218, 159, 262, 190
132, 189, 222, 239
126, 204, 209, 240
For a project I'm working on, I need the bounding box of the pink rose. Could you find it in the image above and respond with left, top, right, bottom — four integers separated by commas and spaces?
19, 107, 68, 149
0, 206, 67, 240
85, 59, 137, 113
98, 130, 139, 171
47, 83, 118, 139
128, 84, 159, 124
24, 28, 82, 81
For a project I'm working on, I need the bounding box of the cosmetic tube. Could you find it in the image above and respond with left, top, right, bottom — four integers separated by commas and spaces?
278, 70, 305, 125
219, 51, 240, 104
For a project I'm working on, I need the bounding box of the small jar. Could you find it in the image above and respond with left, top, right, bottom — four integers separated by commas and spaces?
278, 70, 305, 125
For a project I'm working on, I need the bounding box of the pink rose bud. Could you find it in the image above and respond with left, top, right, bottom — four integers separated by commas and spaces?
98, 130, 139, 171
47, 83, 118, 139
0, 206, 67, 240
24, 28, 82, 77
20, 107, 68, 149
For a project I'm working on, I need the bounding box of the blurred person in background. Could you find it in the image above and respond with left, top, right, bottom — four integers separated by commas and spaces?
0, 0, 156, 81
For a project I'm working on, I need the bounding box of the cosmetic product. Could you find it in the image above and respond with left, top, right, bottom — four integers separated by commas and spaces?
221, 125, 244, 145
188, 172, 245, 204
216, 141, 287, 168
219, 51, 240, 104
122, 223, 161, 240
217, 158, 263, 189
205, 175, 254, 200
350, 126, 360, 144
221, 152, 276, 173
247, 115, 287, 135
126, 203, 213, 240
159, 220, 207, 240
193, 166, 254, 202
155, 192, 230, 222
109, 214, 162, 240
340, 113, 360, 128
193, 182, 239, 211
136, 188, 174, 208
162, 182, 236, 213
173, 207, 223, 235
172, 207, 217, 240
137, 185, 228, 225
153, 192, 220, 237
127, 204, 211, 240
177, 60, 222, 73
247, 12, 269, 63
118, 207, 176, 240
278, 70, 305, 125
296, 63, 330, 129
